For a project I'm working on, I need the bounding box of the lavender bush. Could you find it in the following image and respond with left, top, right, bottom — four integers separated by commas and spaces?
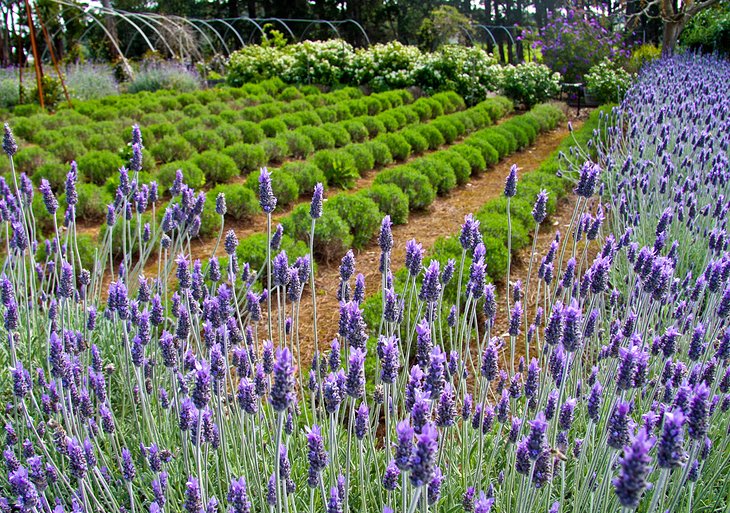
1, 53, 729, 513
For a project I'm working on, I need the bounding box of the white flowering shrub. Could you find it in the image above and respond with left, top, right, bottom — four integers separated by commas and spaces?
226, 45, 294, 86
283, 40, 355, 86
500, 62, 561, 108
348, 42, 422, 91
585, 59, 634, 104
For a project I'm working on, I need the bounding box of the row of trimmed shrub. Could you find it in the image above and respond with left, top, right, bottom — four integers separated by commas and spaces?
1, 85, 408, 190
360, 105, 608, 339
271, 103, 563, 263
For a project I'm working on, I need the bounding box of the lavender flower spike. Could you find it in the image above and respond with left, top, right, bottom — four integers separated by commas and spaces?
259, 167, 277, 213
613, 428, 655, 509
504, 164, 518, 197
3, 123, 17, 157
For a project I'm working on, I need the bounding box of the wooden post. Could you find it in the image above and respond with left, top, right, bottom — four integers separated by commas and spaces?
24, 0, 44, 109
34, 2, 73, 109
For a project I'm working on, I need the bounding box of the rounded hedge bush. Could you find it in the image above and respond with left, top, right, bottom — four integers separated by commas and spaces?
416, 124, 446, 150
70, 183, 112, 222
234, 121, 266, 144
360, 117, 387, 138
236, 233, 311, 272
262, 138, 289, 164
260, 118, 288, 138
209, 183, 258, 220
328, 192, 382, 249
343, 145, 375, 174
478, 131, 509, 158
377, 133, 411, 161
362, 184, 409, 225
151, 135, 196, 164
243, 168, 300, 207
192, 151, 238, 184
321, 123, 352, 147
374, 166, 435, 210
147, 123, 177, 141
215, 124, 243, 147
436, 151, 471, 185
14, 146, 57, 175
476, 211, 530, 250
78, 150, 124, 185
282, 203, 353, 261
312, 150, 359, 189
431, 119, 459, 144
450, 145, 487, 175
364, 140, 394, 167
182, 128, 225, 153
158, 161, 206, 191
342, 120, 369, 143
295, 126, 335, 151
30, 162, 68, 190
48, 139, 86, 164
223, 143, 267, 174
464, 137, 500, 167
401, 129, 429, 155
280, 162, 328, 194
280, 132, 314, 159
491, 127, 518, 154
409, 158, 457, 195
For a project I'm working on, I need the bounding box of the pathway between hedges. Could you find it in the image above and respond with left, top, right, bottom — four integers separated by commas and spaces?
281, 118, 583, 363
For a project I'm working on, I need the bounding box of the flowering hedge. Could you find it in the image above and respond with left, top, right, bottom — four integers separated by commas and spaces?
227, 41, 507, 106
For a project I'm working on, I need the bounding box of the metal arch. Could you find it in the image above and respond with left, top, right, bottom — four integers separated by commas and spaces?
299, 19, 343, 42
188, 18, 232, 55
250, 17, 298, 42
484, 25, 515, 46
207, 18, 246, 49
332, 19, 371, 46
165, 15, 220, 56
113, 9, 177, 57
474, 25, 499, 47
458, 25, 476, 46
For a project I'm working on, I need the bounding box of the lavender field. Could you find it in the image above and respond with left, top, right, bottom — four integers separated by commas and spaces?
1, 53, 729, 513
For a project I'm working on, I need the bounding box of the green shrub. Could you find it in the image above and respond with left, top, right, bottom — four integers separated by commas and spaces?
279, 113, 304, 130
500, 62, 561, 108
209, 183, 258, 220
207, 101, 228, 115
464, 137, 500, 167
215, 123, 243, 146
328, 193, 381, 249
234, 121, 266, 144
69, 183, 112, 222
401, 129, 429, 155
491, 127, 518, 154
147, 123, 177, 141
279, 131, 313, 159
376, 112, 399, 132
103, 171, 153, 196
315, 107, 338, 123
436, 151, 471, 184
13, 146, 55, 175
158, 161, 206, 191
361, 117, 386, 138
199, 196, 223, 237
182, 103, 208, 117
501, 122, 529, 149
343, 145, 375, 174
182, 128, 225, 152
362, 184, 409, 225
374, 166, 435, 210
77, 150, 123, 185
377, 133, 411, 161
28, 162, 66, 191
262, 138, 289, 164
451, 145, 487, 174
312, 150, 359, 189
295, 126, 335, 150
482, 236, 509, 281
260, 118, 288, 137
282, 203, 353, 261
280, 162, 327, 194
321, 123, 351, 147
364, 141, 394, 167
416, 124, 446, 150
48, 139, 86, 164
409, 158, 457, 195
236, 233, 311, 271
342, 120, 369, 143
431, 119, 459, 144
223, 143, 267, 174
475, 212, 530, 250
507, 118, 538, 144
585, 59, 634, 104
192, 151, 238, 184
151, 135, 196, 164
243, 168, 300, 206
295, 110, 323, 127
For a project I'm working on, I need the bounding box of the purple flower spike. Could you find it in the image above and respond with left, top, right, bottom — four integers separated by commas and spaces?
310, 183, 324, 219
258, 167, 277, 213
532, 189, 549, 224
613, 427, 655, 508
504, 164, 518, 197
3, 123, 18, 157
474, 491, 495, 513
379, 215, 393, 253
270, 347, 295, 412
408, 423, 439, 487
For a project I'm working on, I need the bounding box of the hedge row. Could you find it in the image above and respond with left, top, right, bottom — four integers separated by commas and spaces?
274, 102, 563, 262
1, 86, 415, 191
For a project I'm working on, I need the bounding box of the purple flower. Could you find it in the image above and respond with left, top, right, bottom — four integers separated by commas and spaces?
185, 477, 204, 513
121, 447, 136, 481
345, 347, 366, 399
405, 239, 424, 276
658, 408, 686, 469
379, 215, 393, 253
474, 491, 495, 513
395, 420, 414, 470
526, 412, 548, 459
306, 425, 328, 481
613, 427, 655, 508
310, 183, 324, 219
258, 167, 277, 213
504, 164, 518, 197
559, 398, 577, 431
39, 179, 58, 215
3, 123, 18, 157
270, 347, 295, 412
509, 301, 523, 337
419, 260, 442, 303
532, 190, 549, 224
408, 423, 439, 487
607, 401, 631, 450
383, 460, 400, 491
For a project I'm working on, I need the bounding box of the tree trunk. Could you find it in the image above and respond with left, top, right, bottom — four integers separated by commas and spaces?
661, 19, 684, 56
100, 0, 119, 60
